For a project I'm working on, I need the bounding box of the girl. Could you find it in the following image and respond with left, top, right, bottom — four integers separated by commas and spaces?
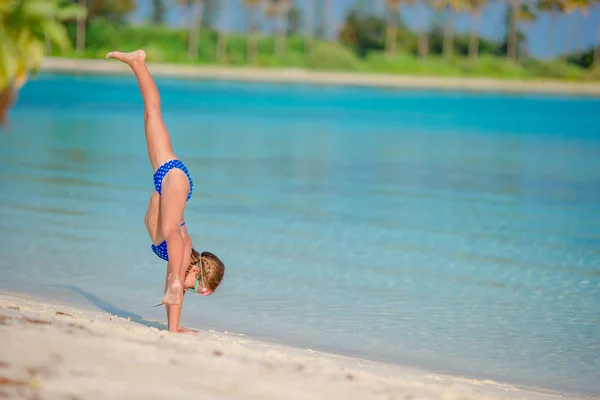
106, 49, 225, 334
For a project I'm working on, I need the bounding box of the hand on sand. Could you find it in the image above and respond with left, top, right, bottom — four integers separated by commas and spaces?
105, 49, 146, 65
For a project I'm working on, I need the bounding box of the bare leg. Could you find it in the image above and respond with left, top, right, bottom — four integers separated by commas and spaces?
106, 50, 176, 170
107, 50, 186, 306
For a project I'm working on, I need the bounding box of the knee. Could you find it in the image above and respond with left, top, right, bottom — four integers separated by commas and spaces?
182, 233, 192, 249
144, 105, 161, 123
163, 227, 182, 243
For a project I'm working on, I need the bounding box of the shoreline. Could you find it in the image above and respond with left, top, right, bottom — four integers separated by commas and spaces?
0, 290, 591, 400
40, 56, 600, 97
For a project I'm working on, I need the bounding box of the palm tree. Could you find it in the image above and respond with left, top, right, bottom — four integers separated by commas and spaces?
76, 0, 85, 53
188, 0, 205, 59
323, 0, 330, 40
506, 0, 535, 61
595, 6, 600, 68
537, 0, 566, 58
266, 0, 291, 59
506, 0, 519, 61
518, 2, 536, 58
73, 0, 135, 57
418, 1, 431, 57
433, 0, 463, 60
243, 0, 263, 64
305, 0, 314, 55
315, 0, 329, 40
152, 0, 166, 24
385, 0, 400, 55
465, 0, 486, 62
0, 0, 84, 125
565, 0, 589, 56
385, 0, 399, 55
217, 0, 228, 62
177, 0, 192, 26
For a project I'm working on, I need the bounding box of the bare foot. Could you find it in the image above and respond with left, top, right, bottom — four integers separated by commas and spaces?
105, 49, 146, 66
162, 276, 182, 306
175, 326, 197, 335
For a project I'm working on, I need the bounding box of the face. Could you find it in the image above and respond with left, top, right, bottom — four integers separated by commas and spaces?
195, 278, 212, 297
185, 265, 212, 297
184, 265, 200, 289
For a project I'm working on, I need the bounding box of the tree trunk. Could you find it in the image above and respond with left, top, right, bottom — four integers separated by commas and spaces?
217, 32, 227, 62
249, 35, 257, 65
385, 6, 397, 56
567, 12, 578, 58
217, 0, 228, 62
559, 11, 571, 60
275, 5, 289, 59
578, 11, 587, 57
443, 8, 454, 60
507, 0, 518, 62
418, 32, 429, 57
44, 32, 51, 55
594, 18, 600, 68
418, 4, 429, 58
76, 0, 86, 54
305, 0, 314, 55
152, 0, 166, 25
549, 9, 555, 59
180, 3, 188, 27
0, 88, 16, 127
188, 0, 204, 59
246, 15, 252, 64
468, 10, 480, 63
322, 0, 330, 40
247, 8, 257, 64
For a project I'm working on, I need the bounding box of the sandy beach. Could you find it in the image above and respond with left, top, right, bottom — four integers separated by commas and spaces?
0, 291, 587, 400
40, 57, 600, 97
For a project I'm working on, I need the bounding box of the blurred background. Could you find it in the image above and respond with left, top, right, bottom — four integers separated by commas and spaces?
1, 0, 600, 88
1, 0, 600, 398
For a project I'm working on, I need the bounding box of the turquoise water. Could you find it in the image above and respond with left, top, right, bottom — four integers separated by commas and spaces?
1, 74, 599, 396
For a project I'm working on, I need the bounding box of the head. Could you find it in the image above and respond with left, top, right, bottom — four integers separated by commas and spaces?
184, 248, 225, 297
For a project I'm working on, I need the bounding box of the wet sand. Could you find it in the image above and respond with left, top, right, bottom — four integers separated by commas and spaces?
0, 291, 581, 400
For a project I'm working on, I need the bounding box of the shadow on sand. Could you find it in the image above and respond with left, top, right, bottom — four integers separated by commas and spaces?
54, 284, 167, 331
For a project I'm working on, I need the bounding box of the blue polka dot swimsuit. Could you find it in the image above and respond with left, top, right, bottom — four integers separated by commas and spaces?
153, 159, 193, 201
151, 159, 193, 262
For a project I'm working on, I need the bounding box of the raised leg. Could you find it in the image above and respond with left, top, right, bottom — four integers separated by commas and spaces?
106, 50, 176, 171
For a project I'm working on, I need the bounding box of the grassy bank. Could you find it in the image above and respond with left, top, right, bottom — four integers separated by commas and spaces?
51, 19, 600, 82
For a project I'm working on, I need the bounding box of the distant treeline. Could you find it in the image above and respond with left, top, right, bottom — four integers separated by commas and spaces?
54, 12, 599, 81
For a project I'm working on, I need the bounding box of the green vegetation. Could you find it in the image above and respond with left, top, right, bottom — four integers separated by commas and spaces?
51, 15, 600, 82
3, 0, 600, 94
0, 0, 84, 124
0, 0, 83, 88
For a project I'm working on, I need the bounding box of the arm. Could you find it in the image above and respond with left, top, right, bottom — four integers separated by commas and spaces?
158, 166, 190, 307
166, 231, 193, 333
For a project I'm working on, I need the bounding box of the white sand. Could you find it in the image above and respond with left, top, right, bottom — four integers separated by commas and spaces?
0, 291, 581, 400
40, 57, 600, 96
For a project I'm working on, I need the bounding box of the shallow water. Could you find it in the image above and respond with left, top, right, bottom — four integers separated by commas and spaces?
1, 74, 599, 396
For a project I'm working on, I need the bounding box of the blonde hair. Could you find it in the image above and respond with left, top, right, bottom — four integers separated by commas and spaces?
185, 248, 225, 292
